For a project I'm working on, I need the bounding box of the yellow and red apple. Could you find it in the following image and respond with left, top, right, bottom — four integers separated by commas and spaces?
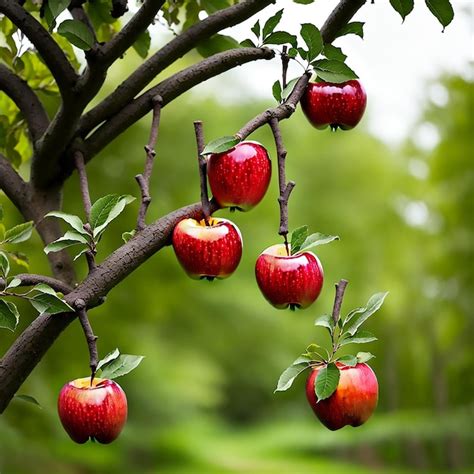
172, 217, 243, 280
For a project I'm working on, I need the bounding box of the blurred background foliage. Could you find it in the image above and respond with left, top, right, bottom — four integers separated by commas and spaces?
0, 46, 473, 472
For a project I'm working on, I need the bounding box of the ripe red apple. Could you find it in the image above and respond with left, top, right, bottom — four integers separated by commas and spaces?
207, 141, 271, 211
58, 377, 128, 444
172, 217, 243, 280
301, 80, 367, 130
306, 363, 378, 431
255, 243, 323, 309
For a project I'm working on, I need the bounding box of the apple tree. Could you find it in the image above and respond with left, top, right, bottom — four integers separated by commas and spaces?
0, 0, 454, 443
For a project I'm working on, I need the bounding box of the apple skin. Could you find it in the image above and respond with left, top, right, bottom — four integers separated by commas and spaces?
172, 217, 243, 280
207, 141, 271, 211
57, 377, 128, 444
301, 80, 367, 130
306, 363, 378, 431
255, 244, 323, 309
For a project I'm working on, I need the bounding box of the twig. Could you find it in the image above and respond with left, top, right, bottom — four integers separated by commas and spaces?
0, 274, 72, 294
332, 279, 349, 325
281, 46, 289, 90
269, 117, 295, 254
194, 120, 211, 224
74, 151, 92, 221
136, 95, 162, 231
76, 305, 98, 384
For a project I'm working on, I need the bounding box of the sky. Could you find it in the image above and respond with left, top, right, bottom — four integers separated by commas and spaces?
192, 0, 473, 146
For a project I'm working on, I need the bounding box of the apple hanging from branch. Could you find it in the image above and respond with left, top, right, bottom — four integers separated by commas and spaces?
275, 280, 387, 430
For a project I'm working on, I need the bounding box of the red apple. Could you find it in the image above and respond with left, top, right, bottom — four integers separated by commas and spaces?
207, 141, 271, 211
172, 217, 242, 280
58, 377, 128, 444
301, 80, 367, 130
255, 243, 323, 309
306, 363, 378, 430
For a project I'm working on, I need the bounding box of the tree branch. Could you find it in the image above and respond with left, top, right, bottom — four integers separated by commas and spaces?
136, 95, 162, 231
79, 0, 275, 137
76, 306, 98, 380
0, 273, 72, 294
0, 154, 29, 214
0, 0, 77, 97
0, 64, 49, 142
320, 0, 367, 44
100, 0, 166, 67
194, 120, 211, 223
332, 279, 349, 325
83, 47, 274, 160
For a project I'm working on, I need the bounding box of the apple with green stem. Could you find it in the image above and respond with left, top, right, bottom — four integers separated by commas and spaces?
207, 141, 272, 212
301, 80, 367, 131
255, 226, 338, 310
172, 217, 243, 280
275, 280, 388, 430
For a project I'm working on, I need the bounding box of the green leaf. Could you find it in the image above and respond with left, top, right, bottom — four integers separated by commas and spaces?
0, 300, 19, 331
293, 0, 315, 3
90, 194, 135, 238
335, 21, 365, 39
323, 44, 347, 62
263, 31, 297, 47
274, 356, 311, 392
346, 292, 389, 336
14, 394, 42, 408
44, 231, 89, 254
300, 23, 323, 61
339, 330, 378, 347
133, 29, 151, 59
315, 362, 340, 401
32, 283, 57, 296
297, 233, 339, 254
45, 211, 87, 235
314, 314, 334, 334
390, 0, 414, 21
8, 251, 29, 271
58, 19, 95, 51
337, 354, 358, 367
30, 293, 73, 315
425, 0, 454, 30
251, 20, 260, 39
97, 348, 120, 371
357, 351, 375, 364
0, 251, 10, 278
99, 354, 144, 379
0, 204, 3, 221
122, 230, 136, 243
73, 248, 89, 261
3, 221, 34, 244
262, 9, 284, 39
272, 80, 282, 102
6, 277, 21, 289
281, 77, 299, 102
240, 39, 256, 48
197, 34, 240, 58
312, 59, 358, 84
202, 136, 241, 155
48, 0, 70, 22
290, 225, 308, 254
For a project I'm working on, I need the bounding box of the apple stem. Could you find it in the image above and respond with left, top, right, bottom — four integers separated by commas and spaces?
77, 307, 99, 383
194, 120, 211, 225
136, 95, 163, 232
281, 46, 289, 90
269, 117, 296, 253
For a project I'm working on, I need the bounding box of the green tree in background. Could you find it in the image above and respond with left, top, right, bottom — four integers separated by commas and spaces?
1, 1, 470, 473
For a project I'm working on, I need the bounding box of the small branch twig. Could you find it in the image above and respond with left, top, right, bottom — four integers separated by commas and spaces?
269, 117, 295, 254
76, 304, 98, 384
193, 120, 211, 224
281, 46, 289, 90
136, 95, 162, 231
0, 274, 72, 294
74, 150, 96, 272
332, 279, 349, 325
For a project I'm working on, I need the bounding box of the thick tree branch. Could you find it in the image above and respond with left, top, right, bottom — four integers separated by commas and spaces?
100, 0, 166, 67
0, 154, 29, 214
79, 0, 275, 136
0, 0, 77, 97
0, 64, 49, 142
83, 47, 274, 160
